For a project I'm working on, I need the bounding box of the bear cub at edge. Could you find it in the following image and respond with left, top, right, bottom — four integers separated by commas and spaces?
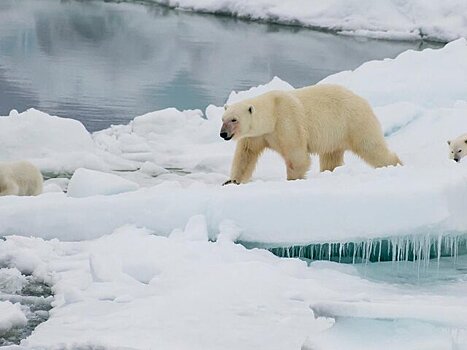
0, 160, 43, 196
220, 84, 402, 184
447, 133, 467, 162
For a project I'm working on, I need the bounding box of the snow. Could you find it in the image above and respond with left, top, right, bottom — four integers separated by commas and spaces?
0, 227, 466, 349
0, 301, 27, 335
0, 109, 102, 176
150, 0, 467, 42
226, 76, 294, 104
138, 161, 169, 177
1, 37, 467, 349
1, 40, 467, 245
2, 164, 466, 244
0, 268, 27, 295
0, 227, 332, 349
67, 168, 139, 198
321, 39, 467, 108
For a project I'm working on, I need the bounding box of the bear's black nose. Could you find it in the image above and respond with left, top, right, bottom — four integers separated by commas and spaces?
220, 132, 228, 139
455, 158, 460, 162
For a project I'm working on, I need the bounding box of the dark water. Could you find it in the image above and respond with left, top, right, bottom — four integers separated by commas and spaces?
0, 0, 442, 131
0, 272, 52, 346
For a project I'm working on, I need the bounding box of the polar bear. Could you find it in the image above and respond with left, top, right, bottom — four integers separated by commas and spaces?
448, 133, 467, 162
220, 84, 402, 184
0, 160, 43, 196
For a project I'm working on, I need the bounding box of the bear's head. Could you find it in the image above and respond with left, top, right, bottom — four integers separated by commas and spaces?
220, 98, 275, 141
448, 137, 467, 162
220, 103, 253, 141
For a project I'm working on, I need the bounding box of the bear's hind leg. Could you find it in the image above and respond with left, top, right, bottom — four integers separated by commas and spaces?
285, 150, 311, 180
319, 150, 344, 172
29, 176, 43, 196
0, 181, 19, 196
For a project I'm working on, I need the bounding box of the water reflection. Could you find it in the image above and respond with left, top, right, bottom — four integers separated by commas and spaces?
0, 0, 441, 131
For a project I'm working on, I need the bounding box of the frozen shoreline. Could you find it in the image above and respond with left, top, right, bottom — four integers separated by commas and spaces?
150, 0, 467, 42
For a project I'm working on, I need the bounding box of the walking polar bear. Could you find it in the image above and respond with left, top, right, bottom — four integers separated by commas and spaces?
0, 160, 43, 196
220, 84, 402, 184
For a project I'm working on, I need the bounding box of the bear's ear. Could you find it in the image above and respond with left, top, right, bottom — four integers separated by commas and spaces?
224, 104, 228, 111
248, 106, 254, 114
447, 140, 451, 145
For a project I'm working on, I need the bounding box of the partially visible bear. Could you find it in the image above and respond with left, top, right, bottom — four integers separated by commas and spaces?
0, 161, 43, 196
220, 84, 402, 184
448, 134, 467, 163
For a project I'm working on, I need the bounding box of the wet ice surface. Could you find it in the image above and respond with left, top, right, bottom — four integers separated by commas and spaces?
354, 254, 467, 286
0, 268, 52, 346
305, 256, 467, 350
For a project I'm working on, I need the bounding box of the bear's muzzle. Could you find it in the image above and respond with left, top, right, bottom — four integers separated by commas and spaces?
220, 123, 235, 140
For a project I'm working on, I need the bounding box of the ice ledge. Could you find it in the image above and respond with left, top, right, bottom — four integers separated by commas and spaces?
1, 164, 466, 245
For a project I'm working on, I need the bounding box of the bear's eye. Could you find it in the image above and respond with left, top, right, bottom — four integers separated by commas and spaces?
458, 150, 462, 153
231, 118, 237, 123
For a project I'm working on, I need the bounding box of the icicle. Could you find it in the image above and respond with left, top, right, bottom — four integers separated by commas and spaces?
352, 242, 357, 264
366, 239, 373, 264
398, 237, 403, 262
361, 241, 366, 263
412, 240, 421, 261
377, 240, 382, 262
416, 237, 427, 272
405, 237, 410, 262
266, 233, 466, 266
393, 238, 397, 262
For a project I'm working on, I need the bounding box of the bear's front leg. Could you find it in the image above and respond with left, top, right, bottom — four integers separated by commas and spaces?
222, 179, 240, 186
284, 150, 311, 181
224, 138, 265, 185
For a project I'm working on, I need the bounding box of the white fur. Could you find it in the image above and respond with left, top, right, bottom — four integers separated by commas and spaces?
448, 133, 467, 162
221, 84, 402, 184
0, 161, 43, 196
